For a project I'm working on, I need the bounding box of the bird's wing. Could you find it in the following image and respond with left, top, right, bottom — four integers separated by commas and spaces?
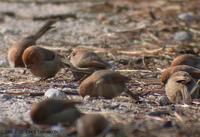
102, 73, 130, 83
40, 48, 56, 61
79, 53, 110, 69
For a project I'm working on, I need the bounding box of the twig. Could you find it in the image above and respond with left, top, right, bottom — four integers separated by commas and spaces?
190, 79, 200, 96
77, 46, 164, 56
0, 11, 77, 20
145, 115, 165, 121
116, 48, 164, 56
0, 0, 107, 4
0, 89, 79, 97
62, 88, 79, 95
0, 68, 26, 71
78, 46, 108, 53
148, 32, 162, 43
0, 91, 44, 97
174, 112, 185, 125
116, 69, 153, 73
141, 89, 165, 96
32, 13, 77, 20
42, 46, 70, 52
42, 45, 165, 58
189, 28, 200, 35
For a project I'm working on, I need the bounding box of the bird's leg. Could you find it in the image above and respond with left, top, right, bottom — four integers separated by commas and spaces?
38, 77, 49, 82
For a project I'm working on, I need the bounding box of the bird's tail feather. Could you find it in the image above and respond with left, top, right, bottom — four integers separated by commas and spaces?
33, 19, 56, 40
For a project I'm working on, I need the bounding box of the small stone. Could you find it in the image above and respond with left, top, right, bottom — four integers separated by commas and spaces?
105, 133, 116, 137
193, 48, 199, 54
44, 88, 67, 99
0, 59, 8, 67
147, 95, 156, 101
173, 31, 193, 42
178, 12, 194, 22
83, 95, 91, 101
0, 94, 12, 100
51, 124, 66, 136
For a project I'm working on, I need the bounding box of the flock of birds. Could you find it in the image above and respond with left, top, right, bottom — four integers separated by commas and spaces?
5, 19, 200, 136
161, 54, 200, 104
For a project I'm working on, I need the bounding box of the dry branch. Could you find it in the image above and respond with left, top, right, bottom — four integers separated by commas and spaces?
42, 45, 164, 58
116, 48, 163, 56
0, 89, 78, 97
0, 11, 77, 20
0, 0, 107, 4
32, 13, 77, 20
0, 91, 44, 97
116, 69, 153, 73
77, 46, 164, 57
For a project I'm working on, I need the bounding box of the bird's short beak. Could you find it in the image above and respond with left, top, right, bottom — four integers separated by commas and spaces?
67, 55, 71, 59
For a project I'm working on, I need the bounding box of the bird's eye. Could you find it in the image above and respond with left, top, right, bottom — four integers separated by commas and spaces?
176, 80, 185, 83
176, 79, 189, 84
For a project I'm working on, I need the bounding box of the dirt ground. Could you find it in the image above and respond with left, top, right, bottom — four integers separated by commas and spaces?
1, 0, 200, 137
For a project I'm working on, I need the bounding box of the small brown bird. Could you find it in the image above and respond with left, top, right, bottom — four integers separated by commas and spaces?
78, 70, 137, 99
160, 65, 200, 84
171, 54, 200, 68
30, 99, 83, 126
76, 114, 110, 137
7, 20, 56, 68
69, 48, 112, 81
22, 46, 63, 80
165, 71, 195, 104
69, 48, 111, 69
